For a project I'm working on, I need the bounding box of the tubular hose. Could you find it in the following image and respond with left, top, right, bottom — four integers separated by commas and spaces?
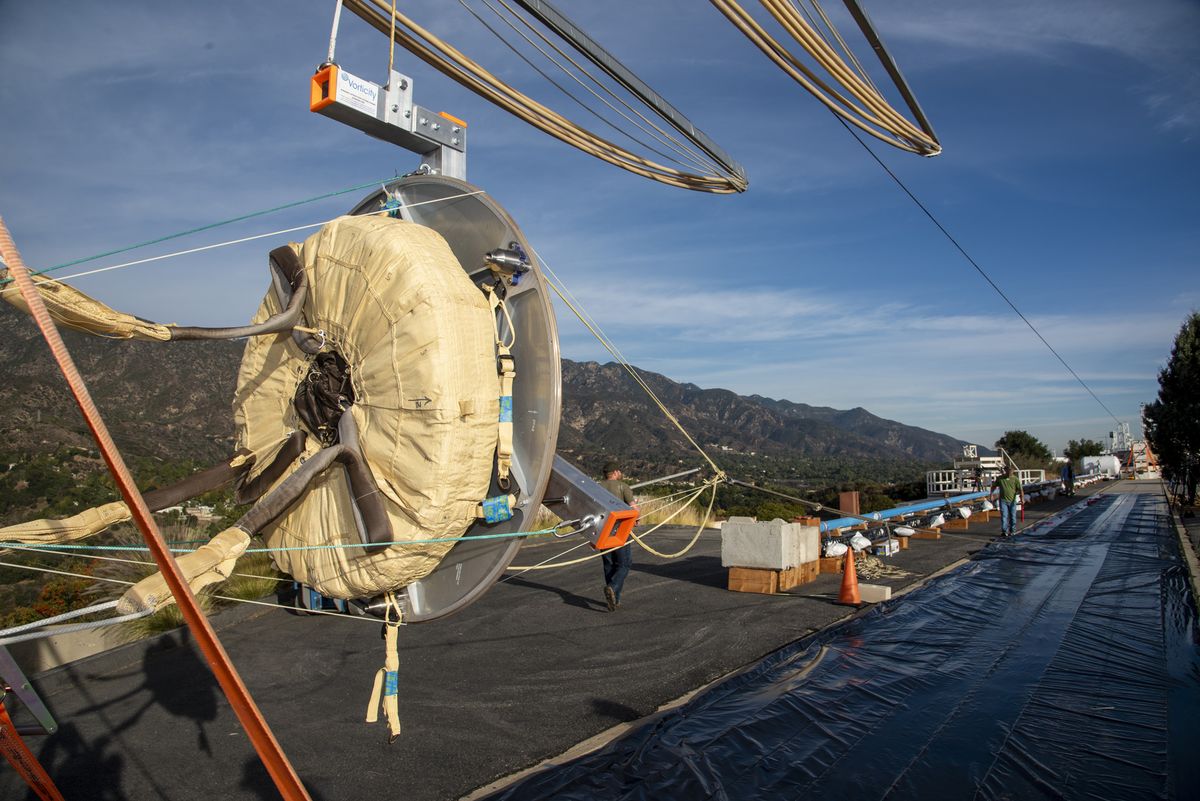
342, 0, 747, 193
708, 0, 939, 156
234, 417, 392, 551
167, 246, 309, 340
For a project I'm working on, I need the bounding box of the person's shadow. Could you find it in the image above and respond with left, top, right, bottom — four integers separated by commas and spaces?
87, 629, 220, 755
503, 577, 607, 611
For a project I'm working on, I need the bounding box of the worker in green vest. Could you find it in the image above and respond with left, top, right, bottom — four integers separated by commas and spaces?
990, 465, 1022, 537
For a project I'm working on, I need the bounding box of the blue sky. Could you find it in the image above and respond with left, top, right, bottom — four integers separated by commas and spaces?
1, 1, 1197, 455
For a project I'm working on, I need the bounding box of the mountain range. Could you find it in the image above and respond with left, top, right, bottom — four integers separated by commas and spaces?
0, 304, 968, 481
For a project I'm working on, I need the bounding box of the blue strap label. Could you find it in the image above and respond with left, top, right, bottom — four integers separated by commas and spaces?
482, 495, 513, 523
499, 395, 513, 423
384, 671, 399, 697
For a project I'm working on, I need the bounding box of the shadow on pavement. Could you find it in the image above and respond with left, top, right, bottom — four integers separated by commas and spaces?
503, 577, 607, 612
629, 555, 726, 589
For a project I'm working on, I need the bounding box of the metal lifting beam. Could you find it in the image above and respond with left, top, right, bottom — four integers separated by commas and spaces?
312, 0, 468, 179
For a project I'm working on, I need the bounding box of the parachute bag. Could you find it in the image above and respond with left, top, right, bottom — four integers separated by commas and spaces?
233, 215, 500, 600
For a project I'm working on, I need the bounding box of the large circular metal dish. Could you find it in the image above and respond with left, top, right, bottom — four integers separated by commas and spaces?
348, 175, 561, 622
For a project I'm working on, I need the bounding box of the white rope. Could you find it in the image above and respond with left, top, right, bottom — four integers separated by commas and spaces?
0, 600, 154, 646
2, 541, 290, 587
0, 559, 383, 629
0, 190, 486, 297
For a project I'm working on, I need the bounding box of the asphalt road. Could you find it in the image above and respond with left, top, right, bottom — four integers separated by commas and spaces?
2, 484, 1108, 801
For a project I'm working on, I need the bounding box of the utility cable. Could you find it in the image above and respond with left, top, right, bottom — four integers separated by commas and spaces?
835, 117, 1122, 425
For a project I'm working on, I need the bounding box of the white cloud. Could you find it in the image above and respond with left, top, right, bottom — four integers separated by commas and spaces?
879, 0, 1200, 135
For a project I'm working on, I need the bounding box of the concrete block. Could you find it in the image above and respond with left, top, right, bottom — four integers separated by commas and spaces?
795, 524, 819, 564
858, 583, 892, 603
721, 518, 816, 569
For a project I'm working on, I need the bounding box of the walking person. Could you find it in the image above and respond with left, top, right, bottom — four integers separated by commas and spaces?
1061, 460, 1075, 496
598, 461, 636, 611
990, 465, 1022, 537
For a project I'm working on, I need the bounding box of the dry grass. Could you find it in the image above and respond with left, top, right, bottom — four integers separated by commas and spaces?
214, 547, 285, 602
530, 505, 563, 532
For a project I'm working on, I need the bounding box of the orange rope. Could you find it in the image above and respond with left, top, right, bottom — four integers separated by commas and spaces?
0, 217, 312, 801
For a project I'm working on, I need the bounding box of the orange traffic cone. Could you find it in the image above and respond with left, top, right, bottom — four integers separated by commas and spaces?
838, 547, 861, 605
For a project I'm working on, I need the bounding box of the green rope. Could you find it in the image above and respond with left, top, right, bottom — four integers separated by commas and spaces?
0, 527, 557, 555
0, 175, 398, 286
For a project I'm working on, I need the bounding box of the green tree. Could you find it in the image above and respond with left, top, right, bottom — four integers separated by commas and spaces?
1144, 312, 1200, 504
995, 430, 1052, 467
1064, 438, 1104, 461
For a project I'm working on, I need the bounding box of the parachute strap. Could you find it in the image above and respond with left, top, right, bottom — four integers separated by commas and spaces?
484, 284, 517, 488
116, 528, 251, 614
0, 245, 307, 342
0, 501, 131, 545
366, 593, 403, 743
0, 266, 171, 341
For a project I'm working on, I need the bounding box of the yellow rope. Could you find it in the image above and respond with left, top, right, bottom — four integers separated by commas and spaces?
628, 480, 719, 559
505, 479, 718, 570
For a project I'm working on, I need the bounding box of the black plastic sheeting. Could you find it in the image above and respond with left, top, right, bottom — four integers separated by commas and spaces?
487, 491, 1200, 800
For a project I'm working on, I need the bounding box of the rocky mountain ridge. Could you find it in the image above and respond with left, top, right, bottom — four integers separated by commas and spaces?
0, 304, 967, 479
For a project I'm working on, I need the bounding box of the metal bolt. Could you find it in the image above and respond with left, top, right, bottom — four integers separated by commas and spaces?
418, 117, 427, 126
432, 123, 440, 131
399, 79, 408, 90
391, 104, 398, 113
452, 137, 460, 145
452, 126, 461, 133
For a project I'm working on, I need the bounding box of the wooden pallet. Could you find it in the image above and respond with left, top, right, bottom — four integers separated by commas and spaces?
728, 566, 777, 594
819, 556, 845, 574
942, 517, 969, 530
780, 560, 819, 590
728, 561, 821, 594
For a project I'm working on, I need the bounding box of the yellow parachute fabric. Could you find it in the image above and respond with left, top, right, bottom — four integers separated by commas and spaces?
234, 216, 499, 598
